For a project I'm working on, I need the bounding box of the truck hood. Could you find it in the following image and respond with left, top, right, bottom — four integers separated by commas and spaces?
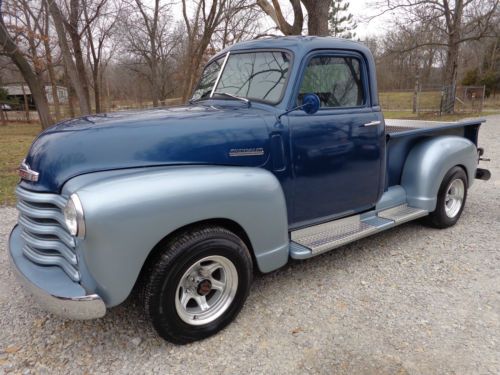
22, 103, 274, 193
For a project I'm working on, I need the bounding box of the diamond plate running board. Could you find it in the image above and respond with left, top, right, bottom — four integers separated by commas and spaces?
377, 204, 428, 224
290, 205, 429, 258
291, 215, 379, 255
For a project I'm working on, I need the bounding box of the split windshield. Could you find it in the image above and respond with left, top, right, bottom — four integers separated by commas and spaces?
191, 51, 291, 104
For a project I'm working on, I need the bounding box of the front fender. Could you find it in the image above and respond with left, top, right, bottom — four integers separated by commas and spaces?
401, 136, 477, 212
63, 166, 289, 307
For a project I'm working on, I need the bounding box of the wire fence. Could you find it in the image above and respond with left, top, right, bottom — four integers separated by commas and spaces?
379, 85, 492, 115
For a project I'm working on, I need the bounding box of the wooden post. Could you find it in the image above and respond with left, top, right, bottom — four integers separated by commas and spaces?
412, 74, 419, 114
0, 105, 7, 126
21, 83, 30, 123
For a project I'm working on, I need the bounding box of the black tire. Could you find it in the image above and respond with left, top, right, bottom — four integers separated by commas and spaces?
141, 225, 253, 344
426, 166, 468, 228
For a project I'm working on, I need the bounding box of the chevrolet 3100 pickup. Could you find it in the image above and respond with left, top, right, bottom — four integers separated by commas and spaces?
9, 36, 491, 344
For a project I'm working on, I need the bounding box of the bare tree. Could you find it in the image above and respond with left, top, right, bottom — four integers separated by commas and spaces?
256, 0, 331, 36
119, 0, 179, 107
256, 0, 303, 35
46, 0, 91, 114
370, 0, 499, 112
83, 0, 119, 112
181, 0, 225, 101
0, 19, 53, 128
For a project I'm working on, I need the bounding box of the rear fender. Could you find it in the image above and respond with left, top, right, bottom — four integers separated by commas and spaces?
401, 136, 477, 212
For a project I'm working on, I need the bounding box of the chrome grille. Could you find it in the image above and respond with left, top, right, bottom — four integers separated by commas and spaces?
15, 186, 80, 281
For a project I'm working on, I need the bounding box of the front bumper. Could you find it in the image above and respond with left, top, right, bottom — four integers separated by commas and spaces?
8, 225, 106, 320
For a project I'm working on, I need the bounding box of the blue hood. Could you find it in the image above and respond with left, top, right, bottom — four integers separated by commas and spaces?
22, 103, 274, 192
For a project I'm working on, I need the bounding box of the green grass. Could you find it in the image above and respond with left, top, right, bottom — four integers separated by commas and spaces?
0, 123, 40, 205
380, 91, 443, 111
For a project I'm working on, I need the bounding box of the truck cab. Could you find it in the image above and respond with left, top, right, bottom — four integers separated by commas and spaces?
9, 36, 490, 344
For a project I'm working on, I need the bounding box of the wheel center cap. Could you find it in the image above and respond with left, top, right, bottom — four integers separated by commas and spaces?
197, 279, 212, 296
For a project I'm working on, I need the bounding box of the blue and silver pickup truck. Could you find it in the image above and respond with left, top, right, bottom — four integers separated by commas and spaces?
9, 36, 491, 344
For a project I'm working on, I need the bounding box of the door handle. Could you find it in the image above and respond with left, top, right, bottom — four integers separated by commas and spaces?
362, 121, 381, 127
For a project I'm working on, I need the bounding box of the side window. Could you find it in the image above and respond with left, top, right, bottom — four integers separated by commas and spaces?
299, 56, 364, 108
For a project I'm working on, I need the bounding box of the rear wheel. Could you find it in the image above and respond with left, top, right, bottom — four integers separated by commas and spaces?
426, 166, 468, 228
141, 225, 253, 344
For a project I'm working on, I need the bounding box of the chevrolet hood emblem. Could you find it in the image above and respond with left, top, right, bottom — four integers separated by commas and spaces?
18, 159, 39, 182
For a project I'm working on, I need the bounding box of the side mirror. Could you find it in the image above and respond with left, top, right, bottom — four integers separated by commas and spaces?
277, 93, 321, 119
302, 93, 320, 115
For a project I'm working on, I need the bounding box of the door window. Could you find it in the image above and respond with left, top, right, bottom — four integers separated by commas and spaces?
299, 56, 364, 108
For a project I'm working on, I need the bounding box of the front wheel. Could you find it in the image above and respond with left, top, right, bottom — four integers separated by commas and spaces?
426, 166, 468, 228
141, 225, 253, 344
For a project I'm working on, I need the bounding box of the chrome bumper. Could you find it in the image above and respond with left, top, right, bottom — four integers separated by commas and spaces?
8, 225, 106, 320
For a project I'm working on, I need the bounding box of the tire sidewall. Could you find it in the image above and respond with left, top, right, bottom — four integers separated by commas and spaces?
434, 167, 468, 227
150, 233, 252, 342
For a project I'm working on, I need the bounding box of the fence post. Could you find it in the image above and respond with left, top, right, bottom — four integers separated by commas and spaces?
412, 74, 419, 114
21, 83, 31, 123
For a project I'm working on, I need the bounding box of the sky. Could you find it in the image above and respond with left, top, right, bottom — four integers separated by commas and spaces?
348, 0, 388, 39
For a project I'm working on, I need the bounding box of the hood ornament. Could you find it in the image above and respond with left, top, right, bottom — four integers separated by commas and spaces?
18, 159, 39, 182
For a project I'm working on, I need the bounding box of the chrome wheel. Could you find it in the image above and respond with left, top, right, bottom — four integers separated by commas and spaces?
444, 178, 465, 218
175, 255, 238, 326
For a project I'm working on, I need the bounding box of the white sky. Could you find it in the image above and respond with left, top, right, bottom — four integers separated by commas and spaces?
348, 0, 389, 39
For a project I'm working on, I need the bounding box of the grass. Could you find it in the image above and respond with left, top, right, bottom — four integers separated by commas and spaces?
0, 123, 40, 205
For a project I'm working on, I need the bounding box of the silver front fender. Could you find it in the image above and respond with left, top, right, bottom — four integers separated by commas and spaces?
401, 136, 477, 212
63, 166, 289, 307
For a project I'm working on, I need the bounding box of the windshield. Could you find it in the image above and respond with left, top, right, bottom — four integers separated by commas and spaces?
191, 51, 291, 104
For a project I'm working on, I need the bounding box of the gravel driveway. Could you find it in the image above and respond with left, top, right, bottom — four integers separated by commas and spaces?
1, 115, 499, 375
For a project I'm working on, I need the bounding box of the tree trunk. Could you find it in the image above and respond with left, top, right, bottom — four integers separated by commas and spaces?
301, 0, 330, 36
0, 21, 53, 129
44, 3, 61, 121
46, 0, 91, 115
93, 68, 101, 113
69, 0, 92, 111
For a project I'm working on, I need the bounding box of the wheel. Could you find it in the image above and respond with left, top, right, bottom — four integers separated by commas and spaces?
141, 225, 253, 344
426, 166, 468, 228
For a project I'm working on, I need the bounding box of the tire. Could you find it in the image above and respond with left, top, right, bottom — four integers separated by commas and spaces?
426, 166, 468, 228
141, 225, 253, 344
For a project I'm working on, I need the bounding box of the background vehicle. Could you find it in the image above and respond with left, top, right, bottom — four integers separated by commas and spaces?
8, 36, 490, 344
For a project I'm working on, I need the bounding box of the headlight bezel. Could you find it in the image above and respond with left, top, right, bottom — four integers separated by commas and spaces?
63, 193, 86, 238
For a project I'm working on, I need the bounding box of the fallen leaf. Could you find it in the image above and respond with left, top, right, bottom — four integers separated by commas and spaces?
4, 346, 21, 354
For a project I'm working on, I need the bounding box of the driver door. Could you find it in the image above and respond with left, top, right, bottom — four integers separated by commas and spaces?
288, 51, 384, 227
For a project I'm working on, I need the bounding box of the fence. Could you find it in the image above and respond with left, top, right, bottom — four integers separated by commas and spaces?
379, 84, 488, 116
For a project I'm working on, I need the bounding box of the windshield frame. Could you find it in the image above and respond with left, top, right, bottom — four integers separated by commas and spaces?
191, 48, 294, 106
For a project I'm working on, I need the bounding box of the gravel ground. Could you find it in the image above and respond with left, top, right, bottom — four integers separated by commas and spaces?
1, 115, 499, 375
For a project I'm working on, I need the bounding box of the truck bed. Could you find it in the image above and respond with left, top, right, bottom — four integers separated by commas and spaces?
384, 118, 484, 188
385, 118, 483, 136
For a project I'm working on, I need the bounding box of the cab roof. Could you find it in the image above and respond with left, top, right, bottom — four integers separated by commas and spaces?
214, 36, 372, 61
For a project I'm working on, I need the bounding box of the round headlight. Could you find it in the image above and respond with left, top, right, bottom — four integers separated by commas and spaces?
63, 194, 85, 238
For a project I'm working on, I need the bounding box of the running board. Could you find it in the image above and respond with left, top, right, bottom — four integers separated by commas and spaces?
290, 204, 428, 258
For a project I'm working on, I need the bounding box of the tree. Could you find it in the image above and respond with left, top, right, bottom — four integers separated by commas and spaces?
83, 0, 120, 112
370, 0, 499, 113
46, 0, 92, 115
329, 0, 356, 39
0, 19, 53, 128
120, 0, 178, 106
181, 0, 244, 102
256, 0, 331, 36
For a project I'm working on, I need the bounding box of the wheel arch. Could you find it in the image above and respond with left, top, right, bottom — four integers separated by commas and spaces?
401, 136, 477, 212
135, 218, 257, 293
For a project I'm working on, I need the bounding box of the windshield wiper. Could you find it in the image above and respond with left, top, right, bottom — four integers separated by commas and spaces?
212, 92, 251, 106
